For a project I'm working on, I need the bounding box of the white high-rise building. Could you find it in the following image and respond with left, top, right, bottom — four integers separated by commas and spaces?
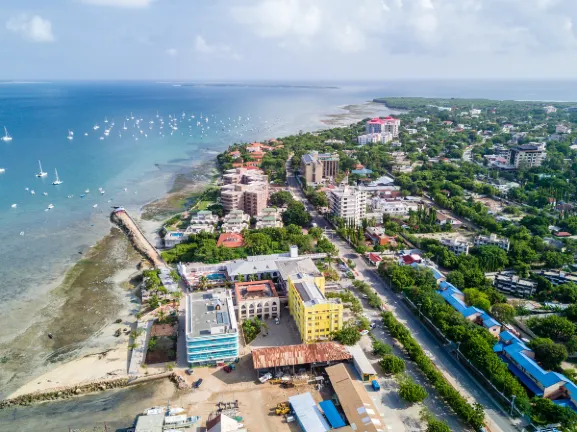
329, 186, 367, 224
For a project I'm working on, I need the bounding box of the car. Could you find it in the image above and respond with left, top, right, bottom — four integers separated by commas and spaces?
360, 330, 369, 336
370, 323, 376, 329
185, 369, 194, 375
193, 378, 203, 388
275, 317, 280, 325
362, 294, 369, 299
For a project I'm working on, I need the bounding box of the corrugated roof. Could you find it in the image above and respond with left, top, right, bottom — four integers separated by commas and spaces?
319, 400, 346, 429
326, 364, 385, 432
288, 393, 330, 432
251, 342, 352, 369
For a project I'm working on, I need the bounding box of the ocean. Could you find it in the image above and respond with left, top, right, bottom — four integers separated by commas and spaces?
1, 80, 576, 428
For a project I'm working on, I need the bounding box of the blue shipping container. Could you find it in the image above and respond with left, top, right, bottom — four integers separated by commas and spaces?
372, 379, 381, 391
318, 400, 346, 429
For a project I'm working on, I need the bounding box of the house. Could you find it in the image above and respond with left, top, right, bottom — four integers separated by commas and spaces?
234, 280, 280, 321
475, 234, 510, 252
399, 254, 422, 265
436, 212, 462, 226
556, 124, 572, 134
365, 226, 397, 247
221, 210, 250, 233
216, 233, 244, 248
554, 231, 571, 238
367, 253, 383, 267
494, 331, 577, 411
437, 281, 501, 337
256, 207, 283, 229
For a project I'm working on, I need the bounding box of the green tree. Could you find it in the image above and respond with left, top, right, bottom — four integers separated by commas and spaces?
471, 245, 509, 272
148, 336, 158, 351
379, 354, 406, 374
333, 326, 361, 345
282, 201, 312, 227
543, 251, 574, 269
398, 377, 428, 403
528, 338, 568, 370
198, 275, 209, 290
532, 397, 577, 427
528, 315, 576, 342
491, 303, 516, 324
309, 227, 323, 240
372, 340, 393, 356
269, 191, 294, 207
426, 419, 451, 432
463, 288, 491, 311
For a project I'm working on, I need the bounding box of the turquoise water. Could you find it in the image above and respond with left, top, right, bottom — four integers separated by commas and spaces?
207, 273, 226, 280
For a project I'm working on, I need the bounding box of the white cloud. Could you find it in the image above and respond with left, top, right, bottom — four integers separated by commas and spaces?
81, 0, 156, 8
6, 15, 55, 43
165, 48, 178, 57
194, 35, 241, 60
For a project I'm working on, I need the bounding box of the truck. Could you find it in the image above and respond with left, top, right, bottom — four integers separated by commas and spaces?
259, 372, 273, 383
371, 380, 381, 391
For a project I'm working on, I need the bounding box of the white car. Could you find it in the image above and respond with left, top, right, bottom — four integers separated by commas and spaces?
360, 330, 369, 336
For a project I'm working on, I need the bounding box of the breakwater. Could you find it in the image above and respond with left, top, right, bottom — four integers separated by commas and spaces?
110, 209, 167, 268
0, 372, 175, 409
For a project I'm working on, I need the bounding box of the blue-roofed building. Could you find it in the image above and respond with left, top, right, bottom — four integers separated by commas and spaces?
318, 400, 346, 429
494, 331, 577, 412
409, 262, 445, 283
437, 281, 502, 336
288, 393, 331, 432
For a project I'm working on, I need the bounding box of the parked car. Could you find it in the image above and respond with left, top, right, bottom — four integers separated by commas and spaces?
360, 330, 369, 336
193, 378, 203, 388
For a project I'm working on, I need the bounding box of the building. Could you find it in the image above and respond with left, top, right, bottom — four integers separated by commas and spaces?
534, 270, 577, 286
251, 342, 352, 376
222, 167, 267, 185
370, 198, 419, 216
234, 280, 280, 321
556, 124, 571, 134
185, 289, 239, 366
325, 363, 386, 432
474, 234, 510, 252
509, 143, 547, 168
494, 331, 577, 411
300, 151, 340, 184
365, 117, 401, 137
357, 132, 392, 145
544, 105, 557, 114
288, 393, 331, 432
399, 254, 422, 266
256, 207, 283, 229
190, 210, 219, 225
440, 238, 470, 255
163, 231, 187, 248
493, 273, 537, 298
216, 232, 244, 248
329, 186, 367, 224
221, 168, 269, 216
347, 344, 377, 382
221, 210, 250, 233
365, 226, 397, 247
288, 272, 343, 343
206, 413, 244, 432
436, 212, 462, 227
437, 280, 501, 337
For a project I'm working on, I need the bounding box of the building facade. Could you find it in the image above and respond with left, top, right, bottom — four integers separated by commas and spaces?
221, 210, 250, 233
509, 143, 547, 168
234, 280, 280, 321
185, 289, 239, 366
440, 238, 471, 255
474, 234, 510, 252
357, 132, 392, 145
300, 151, 339, 184
288, 273, 343, 344
493, 273, 537, 298
365, 117, 401, 137
329, 186, 367, 224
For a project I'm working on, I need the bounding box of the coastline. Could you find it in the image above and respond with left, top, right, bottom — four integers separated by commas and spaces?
3, 99, 393, 403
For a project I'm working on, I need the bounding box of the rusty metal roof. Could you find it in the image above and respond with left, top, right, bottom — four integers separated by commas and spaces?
251, 342, 352, 369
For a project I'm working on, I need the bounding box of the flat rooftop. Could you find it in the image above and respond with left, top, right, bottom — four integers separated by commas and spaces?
235, 280, 278, 301
186, 289, 238, 339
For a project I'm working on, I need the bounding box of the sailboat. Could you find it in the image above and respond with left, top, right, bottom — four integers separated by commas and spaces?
67, 130, 74, 140
52, 169, 63, 185
36, 160, 48, 177
2, 126, 12, 142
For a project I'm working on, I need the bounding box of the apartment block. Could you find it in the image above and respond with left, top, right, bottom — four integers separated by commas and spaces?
440, 238, 471, 255
221, 182, 269, 216
300, 151, 339, 184
474, 234, 510, 252
509, 143, 547, 168
533, 270, 577, 286
221, 209, 250, 233
365, 117, 401, 137
329, 186, 367, 224
357, 132, 392, 145
493, 273, 537, 298
288, 272, 343, 344
370, 198, 419, 216
185, 289, 239, 366
255, 207, 283, 229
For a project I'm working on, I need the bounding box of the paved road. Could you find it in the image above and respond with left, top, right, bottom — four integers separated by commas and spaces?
286, 164, 521, 432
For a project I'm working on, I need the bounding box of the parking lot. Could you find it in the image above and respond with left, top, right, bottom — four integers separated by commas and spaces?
248, 310, 302, 350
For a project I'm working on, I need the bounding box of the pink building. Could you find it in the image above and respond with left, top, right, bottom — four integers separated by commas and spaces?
365, 117, 401, 137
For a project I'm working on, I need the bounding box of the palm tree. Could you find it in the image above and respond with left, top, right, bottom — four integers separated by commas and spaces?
248, 273, 258, 282
198, 275, 209, 290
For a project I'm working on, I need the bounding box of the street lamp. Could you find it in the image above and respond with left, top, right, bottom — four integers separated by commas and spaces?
417, 303, 422, 319
510, 394, 516, 416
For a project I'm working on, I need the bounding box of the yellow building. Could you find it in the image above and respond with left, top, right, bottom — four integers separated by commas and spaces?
288, 272, 343, 343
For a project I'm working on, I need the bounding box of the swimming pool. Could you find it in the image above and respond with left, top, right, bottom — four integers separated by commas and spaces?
207, 273, 226, 281
169, 232, 184, 238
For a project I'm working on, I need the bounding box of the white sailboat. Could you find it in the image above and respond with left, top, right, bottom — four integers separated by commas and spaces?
2, 126, 12, 142
36, 160, 48, 177
52, 169, 63, 185
67, 130, 74, 140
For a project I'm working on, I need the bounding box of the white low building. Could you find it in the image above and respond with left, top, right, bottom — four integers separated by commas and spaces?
357, 132, 392, 145
370, 198, 419, 216
474, 233, 510, 252
190, 210, 219, 225
256, 207, 283, 229
440, 238, 470, 255
221, 209, 250, 233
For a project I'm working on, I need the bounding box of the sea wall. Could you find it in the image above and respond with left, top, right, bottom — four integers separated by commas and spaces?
0, 372, 175, 409
110, 210, 166, 268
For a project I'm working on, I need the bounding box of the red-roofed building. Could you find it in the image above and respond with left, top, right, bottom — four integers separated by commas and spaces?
217, 232, 244, 248
229, 150, 241, 159
400, 254, 422, 265
367, 253, 383, 266
554, 231, 571, 238
366, 117, 400, 137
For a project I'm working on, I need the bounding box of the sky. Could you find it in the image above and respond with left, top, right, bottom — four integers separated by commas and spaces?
2, 0, 577, 81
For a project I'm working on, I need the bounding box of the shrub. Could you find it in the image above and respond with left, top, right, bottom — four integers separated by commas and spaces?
398, 377, 428, 403
379, 354, 406, 375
